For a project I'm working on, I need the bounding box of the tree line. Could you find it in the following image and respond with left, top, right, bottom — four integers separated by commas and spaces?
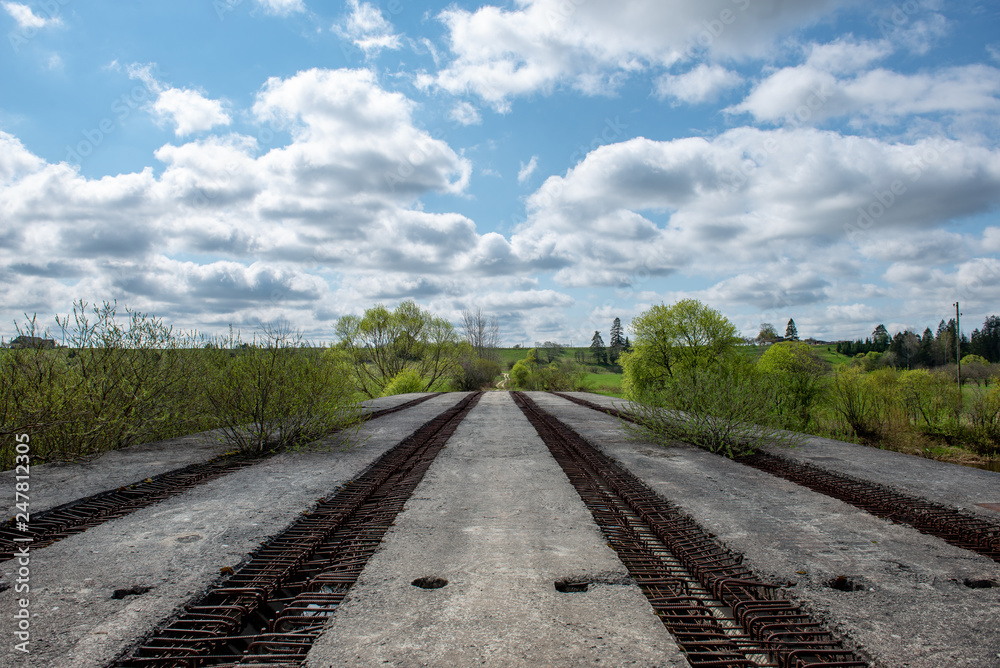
835, 315, 1000, 367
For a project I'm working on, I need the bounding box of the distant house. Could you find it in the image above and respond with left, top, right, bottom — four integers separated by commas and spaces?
8, 336, 56, 349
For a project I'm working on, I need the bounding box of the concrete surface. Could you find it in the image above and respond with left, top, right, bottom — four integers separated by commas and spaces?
0, 393, 468, 668
305, 391, 686, 667
2, 390, 998, 668
538, 392, 1000, 668
558, 392, 1000, 520
2, 393, 427, 519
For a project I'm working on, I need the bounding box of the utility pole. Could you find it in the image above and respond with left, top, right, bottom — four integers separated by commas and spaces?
954, 301, 962, 401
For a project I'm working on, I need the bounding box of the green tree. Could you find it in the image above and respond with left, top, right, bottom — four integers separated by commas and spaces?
757, 322, 779, 344
757, 341, 828, 431
622, 299, 741, 395
334, 301, 460, 398
609, 317, 624, 364
785, 319, 798, 341
872, 324, 890, 352
590, 331, 607, 364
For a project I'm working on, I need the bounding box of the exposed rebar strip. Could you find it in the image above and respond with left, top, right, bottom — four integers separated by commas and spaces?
1, 393, 442, 561
115, 392, 482, 668
550, 392, 1000, 564
515, 392, 867, 668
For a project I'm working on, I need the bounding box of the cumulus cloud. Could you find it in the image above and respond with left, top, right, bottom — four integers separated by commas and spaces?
517, 156, 538, 184
127, 64, 231, 136
511, 127, 1000, 287
732, 58, 1000, 126
3, 1, 60, 29
655, 63, 742, 104
0, 68, 494, 334
421, 0, 852, 108
335, 0, 401, 56
152, 88, 231, 137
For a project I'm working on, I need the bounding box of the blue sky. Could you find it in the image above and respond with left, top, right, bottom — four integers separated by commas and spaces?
2, 0, 999, 345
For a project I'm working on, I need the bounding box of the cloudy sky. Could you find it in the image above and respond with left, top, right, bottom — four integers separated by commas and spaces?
2, 0, 999, 345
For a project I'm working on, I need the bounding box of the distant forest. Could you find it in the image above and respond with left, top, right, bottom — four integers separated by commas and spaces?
836, 315, 1000, 367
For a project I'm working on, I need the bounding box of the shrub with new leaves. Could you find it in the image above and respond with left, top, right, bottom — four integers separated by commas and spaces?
203, 322, 361, 455
622, 299, 798, 458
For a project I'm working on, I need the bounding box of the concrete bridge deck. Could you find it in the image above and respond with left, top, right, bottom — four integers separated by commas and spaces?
2, 392, 998, 667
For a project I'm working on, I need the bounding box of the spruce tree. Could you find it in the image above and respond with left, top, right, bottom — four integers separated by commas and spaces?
609, 317, 624, 363
590, 330, 607, 364
785, 318, 798, 341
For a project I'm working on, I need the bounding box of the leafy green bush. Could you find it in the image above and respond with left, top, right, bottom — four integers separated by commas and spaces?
624, 354, 802, 458
507, 348, 587, 391
451, 350, 503, 391
757, 341, 828, 431
898, 369, 961, 433
830, 367, 905, 444
967, 384, 1000, 455
1, 302, 212, 468
382, 369, 427, 396
202, 323, 362, 455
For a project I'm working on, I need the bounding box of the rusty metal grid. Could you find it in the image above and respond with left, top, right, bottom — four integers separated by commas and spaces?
516, 391, 867, 668
0, 393, 442, 561
551, 392, 1000, 564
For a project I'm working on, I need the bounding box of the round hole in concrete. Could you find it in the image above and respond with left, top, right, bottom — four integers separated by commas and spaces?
555, 579, 589, 593
112, 585, 152, 600
411, 577, 448, 589
963, 578, 998, 589
826, 575, 864, 592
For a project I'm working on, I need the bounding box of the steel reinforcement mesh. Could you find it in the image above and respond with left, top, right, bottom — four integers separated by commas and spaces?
550, 392, 1000, 564
514, 391, 867, 668
0, 393, 442, 561
115, 391, 480, 668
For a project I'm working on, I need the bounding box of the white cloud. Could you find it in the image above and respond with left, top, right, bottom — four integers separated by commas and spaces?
3, 1, 60, 29
254, 0, 305, 16
517, 156, 538, 184
449, 101, 481, 126
421, 0, 852, 108
655, 64, 741, 104
0, 131, 44, 183
512, 128, 1000, 288
0, 68, 489, 334
732, 63, 1000, 125
126, 64, 231, 137
153, 88, 231, 137
335, 0, 401, 56
804, 37, 892, 74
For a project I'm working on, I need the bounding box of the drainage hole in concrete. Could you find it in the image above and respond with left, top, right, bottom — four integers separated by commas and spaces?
826, 576, 864, 592
555, 579, 589, 593
411, 577, 448, 589
112, 586, 152, 599
963, 578, 998, 589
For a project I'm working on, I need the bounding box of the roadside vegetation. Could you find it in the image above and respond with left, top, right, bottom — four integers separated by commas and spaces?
0, 301, 362, 468
615, 301, 1000, 465
3, 297, 997, 470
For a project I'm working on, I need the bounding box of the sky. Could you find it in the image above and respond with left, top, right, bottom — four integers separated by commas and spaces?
1, 0, 999, 346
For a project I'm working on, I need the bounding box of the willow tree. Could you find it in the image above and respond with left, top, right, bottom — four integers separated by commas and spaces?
333, 301, 461, 398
